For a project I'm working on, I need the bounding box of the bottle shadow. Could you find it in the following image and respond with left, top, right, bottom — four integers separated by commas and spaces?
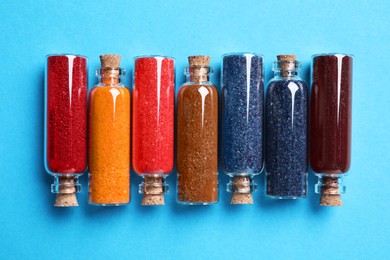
302, 61, 311, 91
307, 168, 323, 212
83, 199, 129, 218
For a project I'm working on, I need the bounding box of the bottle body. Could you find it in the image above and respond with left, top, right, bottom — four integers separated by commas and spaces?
265, 74, 308, 198
310, 54, 353, 204
44, 54, 87, 206
132, 56, 175, 205
310, 54, 352, 174
177, 66, 218, 205
88, 67, 130, 206
221, 53, 264, 203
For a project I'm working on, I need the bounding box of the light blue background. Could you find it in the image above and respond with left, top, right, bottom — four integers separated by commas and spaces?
0, 0, 389, 259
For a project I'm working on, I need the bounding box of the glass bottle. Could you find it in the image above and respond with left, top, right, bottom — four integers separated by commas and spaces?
44, 54, 87, 207
88, 54, 131, 206
132, 56, 175, 205
310, 53, 353, 206
221, 53, 264, 204
265, 55, 308, 199
177, 55, 218, 205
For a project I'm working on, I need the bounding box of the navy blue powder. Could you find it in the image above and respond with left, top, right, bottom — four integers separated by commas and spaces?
221, 54, 264, 174
265, 79, 308, 198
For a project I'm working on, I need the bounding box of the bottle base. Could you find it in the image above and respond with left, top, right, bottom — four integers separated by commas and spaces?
88, 201, 129, 207
176, 200, 217, 206
266, 194, 307, 200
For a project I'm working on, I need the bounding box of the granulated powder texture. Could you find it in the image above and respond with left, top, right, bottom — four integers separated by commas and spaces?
88, 76, 130, 204
89, 55, 130, 205
132, 57, 175, 175
265, 79, 308, 197
310, 54, 352, 174
221, 53, 264, 174
46, 55, 87, 174
177, 84, 218, 204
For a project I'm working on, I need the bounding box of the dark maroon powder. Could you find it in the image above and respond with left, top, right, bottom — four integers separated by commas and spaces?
310, 54, 353, 174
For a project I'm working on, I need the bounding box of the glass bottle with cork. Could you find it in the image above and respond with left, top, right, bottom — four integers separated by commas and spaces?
132, 55, 175, 206
265, 55, 308, 199
177, 55, 219, 205
221, 53, 264, 204
88, 54, 131, 206
44, 54, 88, 207
310, 53, 353, 206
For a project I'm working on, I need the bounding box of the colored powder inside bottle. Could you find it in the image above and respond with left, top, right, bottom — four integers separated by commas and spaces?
265, 79, 308, 197
310, 55, 352, 174
177, 84, 219, 203
88, 84, 131, 205
132, 57, 175, 174
46, 55, 87, 173
221, 54, 264, 174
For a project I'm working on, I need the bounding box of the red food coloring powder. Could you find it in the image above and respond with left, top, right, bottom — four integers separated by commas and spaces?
132, 56, 175, 174
46, 55, 87, 174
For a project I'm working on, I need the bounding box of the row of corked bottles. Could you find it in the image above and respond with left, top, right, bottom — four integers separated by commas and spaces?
44, 53, 353, 207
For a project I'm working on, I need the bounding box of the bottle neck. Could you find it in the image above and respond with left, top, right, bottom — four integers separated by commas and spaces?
227, 175, 257, 194
274, 70, 300, 79
51, 176, 81, 207
185, 66, 213, 83
51, 176, 81, 194
139, 175, 168, 206
272, 60, 301, 79
315, 174, 346, 195
315, 174, 346, 206
227, 175, 257, 204
139, 175, 168, 195
97, 67, 125, 85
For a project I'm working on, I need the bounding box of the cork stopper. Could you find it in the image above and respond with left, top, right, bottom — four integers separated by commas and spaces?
230, 176, 253, 205
100, 54, 121, 68
141, 176, 165, 206
54, 178, 78, 207
231, 193, 253, 204
99, 54, 122, 84
277, 54, 296, 61
320, 194, 342, 206
320, 177, 343, 206
188, 55, 210, 67
277, 54, 297, 77
188, 55, 211, 82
